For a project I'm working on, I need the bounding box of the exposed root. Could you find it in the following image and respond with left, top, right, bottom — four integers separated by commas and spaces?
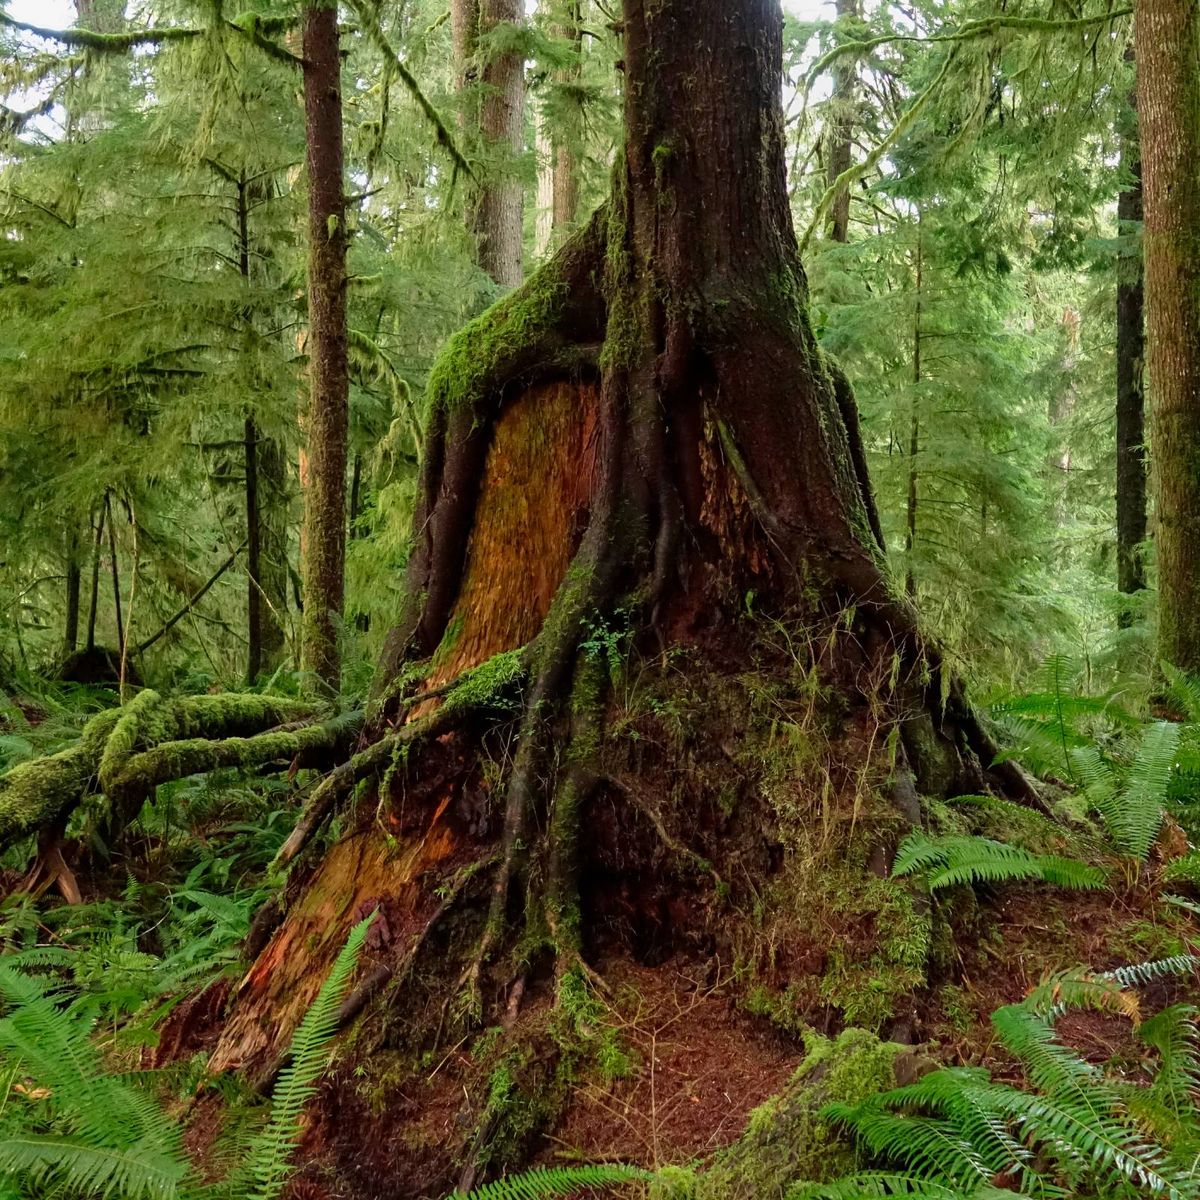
607, 773, 725, 891
21, 824, 81, 904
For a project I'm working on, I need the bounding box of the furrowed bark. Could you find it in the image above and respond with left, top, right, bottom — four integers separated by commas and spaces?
456, 0, 527, 287
299, 0, 349, 692
1136, 0, 1200, 672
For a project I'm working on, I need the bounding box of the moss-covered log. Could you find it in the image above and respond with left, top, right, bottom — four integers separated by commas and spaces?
0, 691, 353, 850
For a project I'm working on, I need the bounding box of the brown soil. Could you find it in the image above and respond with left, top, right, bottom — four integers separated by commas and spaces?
545, 957, 797, 1168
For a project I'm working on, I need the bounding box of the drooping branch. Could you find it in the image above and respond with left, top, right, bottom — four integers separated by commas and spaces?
803, 7, 1133, 88
136, 541, 247, 653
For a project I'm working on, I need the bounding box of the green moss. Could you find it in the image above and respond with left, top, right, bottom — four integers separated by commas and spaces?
692, 1028, 905, 1198
818, 881, 929, 1029
425, 265, 569, 415
443, 648, 525, 715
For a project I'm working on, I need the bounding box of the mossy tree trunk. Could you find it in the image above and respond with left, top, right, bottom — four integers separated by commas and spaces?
299, 0, 349, 693
1136, 0, 1200, 672
211, 0, 1028, 1070
826, 0, 860, 244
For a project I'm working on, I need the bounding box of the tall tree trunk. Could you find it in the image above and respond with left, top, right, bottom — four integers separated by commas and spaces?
237, 176, 289, 683
299, 0, 349, 693
535, 1, 583, 256
208, 2, 1033, 1187
826, 0, 859, 243
456, 0, 527, 286
105, 493, 123, 654
62, 532, 81, 660
1116, 60, 1147, 615
905, 218, 922, 597
85, 504, 104, 654
1136, 0, 1200, 673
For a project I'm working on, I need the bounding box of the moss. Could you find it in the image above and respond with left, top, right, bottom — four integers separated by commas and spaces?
818, 881, 929, 1029
98, 688, 164, 793
692, 1028, 905, 1198
425, 264, 570, 415
443, 648, 525, 715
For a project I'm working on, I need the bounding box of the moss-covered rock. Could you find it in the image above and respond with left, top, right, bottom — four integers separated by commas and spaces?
687, 1028, 914, 1199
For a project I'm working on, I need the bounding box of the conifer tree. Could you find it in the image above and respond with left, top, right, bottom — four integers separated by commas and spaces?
1135, 0, 1200, 673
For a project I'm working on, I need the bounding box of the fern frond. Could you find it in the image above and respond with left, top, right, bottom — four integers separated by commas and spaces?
0, 1134, 187, 1200
1100, 955, 1199, 990
991, 1004, 1106, 1105
242, 912, 375, 1200
451, 1163, 651, 1199
1161, 663, 1200, 724
1021, 968, 1140, 1022
1138, 1005, 1200, 1127
1113, 721, 1180, 859
989, 1086, 1190, 1198
893, 834, 1102, 893
802, 1170, 1006, 1198
822, 1104, 995, 1192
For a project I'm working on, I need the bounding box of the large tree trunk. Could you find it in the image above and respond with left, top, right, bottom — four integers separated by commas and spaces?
207, 1, 1030, 1189
455, 0, 527, 287
1116, 57, 1147, 616
1136, 0, 1200, 673
298, 0, 349, 692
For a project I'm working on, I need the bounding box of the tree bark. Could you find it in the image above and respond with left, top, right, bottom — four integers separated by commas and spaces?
299, 0, 349, 692
1136, 0, 1200, 672
535, 1, 582, 256
85, 503, 104, 653
62, 532, 81, 659
205, 0, 1032, 1184
826, 0, 859, 243
1116, 56, 1147, 614
456, 0, 527, 286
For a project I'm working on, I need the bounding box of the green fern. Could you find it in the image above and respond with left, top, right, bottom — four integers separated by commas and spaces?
450, 1163, 651, 1200
821, 964, 1200, 1200
0, 966, 189, 1199
892, 833, 1104, 892
801, 1171, 1009, 1198
240, 911, 375, 1200
1162, 663, 1200, 724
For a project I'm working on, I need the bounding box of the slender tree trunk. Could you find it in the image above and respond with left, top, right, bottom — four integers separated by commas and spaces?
826, 0, 859, 243
535, 1, 582, 256
905, 219, 922, 597
85, 504, 104, 653
299, 0, 349, 692
245, 415, 265, 683
1136, 0, 1200, 672
1116, 59, 1147, 614
456, 0, 527, 286
105, 493, 123, 653
62, 532, 81, 659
